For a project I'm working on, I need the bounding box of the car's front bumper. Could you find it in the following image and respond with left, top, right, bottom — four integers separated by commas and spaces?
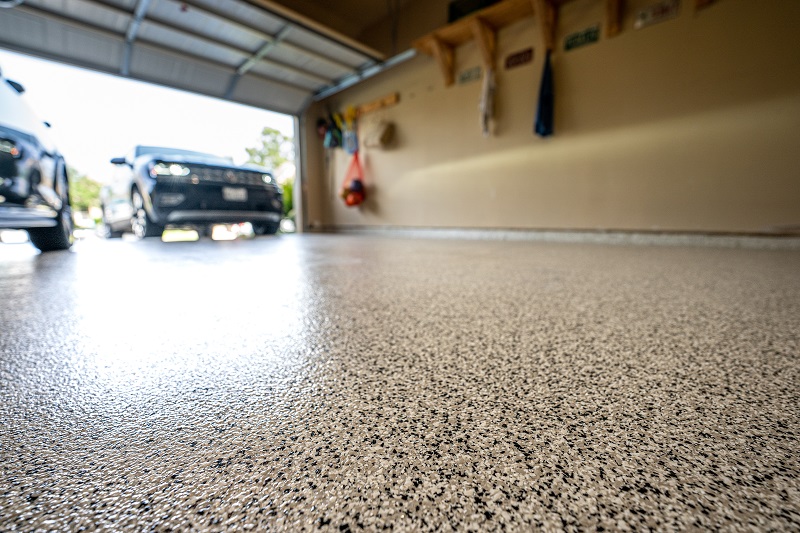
0, 205, 58, 229
149, 181, 282, 226
165, 210, 281, 224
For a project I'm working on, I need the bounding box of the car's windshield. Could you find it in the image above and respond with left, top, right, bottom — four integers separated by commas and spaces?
135, 145, 233, 164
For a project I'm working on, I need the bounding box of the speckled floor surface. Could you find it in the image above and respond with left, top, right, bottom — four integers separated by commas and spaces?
1, 234, 799, 531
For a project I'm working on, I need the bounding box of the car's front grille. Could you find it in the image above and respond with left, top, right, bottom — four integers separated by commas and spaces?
187, 167, 265, 186
155, 164, 269, 186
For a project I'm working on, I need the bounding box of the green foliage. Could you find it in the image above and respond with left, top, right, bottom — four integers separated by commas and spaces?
281, 177, 294, 219
67, 167, 102, 212
246, 127, 295, 223
245, 127, 294, 170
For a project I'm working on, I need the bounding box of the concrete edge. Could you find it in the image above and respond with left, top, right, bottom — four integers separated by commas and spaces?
317, 226, 800, 250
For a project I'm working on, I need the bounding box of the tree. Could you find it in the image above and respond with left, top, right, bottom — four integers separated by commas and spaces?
67, 167, 102, 212
245, 127, 294, 170
281, 176, 294, 219
246, 127, 295, 221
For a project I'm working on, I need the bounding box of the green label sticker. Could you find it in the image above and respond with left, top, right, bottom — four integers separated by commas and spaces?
458, 66, 482, 84
564, 25, 600, 51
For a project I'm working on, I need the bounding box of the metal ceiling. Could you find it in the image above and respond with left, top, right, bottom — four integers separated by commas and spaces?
0, 0, 387, 115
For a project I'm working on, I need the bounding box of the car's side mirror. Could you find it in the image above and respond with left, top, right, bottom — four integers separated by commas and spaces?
6, 79, 25, 94
110, 157, 130, 166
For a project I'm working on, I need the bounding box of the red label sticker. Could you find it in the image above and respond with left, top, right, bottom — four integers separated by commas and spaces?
505, 48, 534, 70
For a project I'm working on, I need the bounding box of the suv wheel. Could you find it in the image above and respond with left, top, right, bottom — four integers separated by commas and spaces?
253, 221, 279, 235
131, 189, 164, 239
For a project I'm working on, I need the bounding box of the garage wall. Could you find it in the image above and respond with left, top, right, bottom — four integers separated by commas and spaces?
301, 0, 800, 234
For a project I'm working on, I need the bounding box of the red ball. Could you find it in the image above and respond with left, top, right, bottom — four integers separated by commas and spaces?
345, 191, 364, 206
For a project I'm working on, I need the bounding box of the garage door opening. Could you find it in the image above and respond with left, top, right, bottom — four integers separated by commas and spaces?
0, 48, 297, 245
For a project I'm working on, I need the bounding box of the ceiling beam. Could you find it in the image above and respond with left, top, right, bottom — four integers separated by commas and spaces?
178, 0, 359, 73
121, 0, 151, 76
312, 48, 416, 101
237, 26, 292, 77
14, 3, 312, 96
225, 25, 292, 99
242, 0, 385, 62
82, 0, 329, 87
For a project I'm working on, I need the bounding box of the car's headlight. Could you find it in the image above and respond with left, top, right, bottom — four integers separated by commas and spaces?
0, 139, 21, 158
150, 162, 191, 178
262, 174, 274, 184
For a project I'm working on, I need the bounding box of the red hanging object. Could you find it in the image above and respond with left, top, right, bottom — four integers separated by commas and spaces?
340, 151, 366, 207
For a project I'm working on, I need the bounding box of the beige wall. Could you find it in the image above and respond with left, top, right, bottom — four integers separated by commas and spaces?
301, 0, 800, 234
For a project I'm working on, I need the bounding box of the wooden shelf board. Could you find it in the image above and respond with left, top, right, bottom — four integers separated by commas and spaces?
413, 0, 533, 56
411, 0, 597, 85
606, 0, 623, 37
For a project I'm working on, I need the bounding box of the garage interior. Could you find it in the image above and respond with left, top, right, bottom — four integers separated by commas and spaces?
1, 0, 799, 530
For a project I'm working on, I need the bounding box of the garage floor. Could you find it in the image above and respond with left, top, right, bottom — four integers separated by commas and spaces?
1, 234, 798, 531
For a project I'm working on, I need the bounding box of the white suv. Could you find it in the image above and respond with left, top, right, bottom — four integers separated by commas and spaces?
0, 66, 72, 252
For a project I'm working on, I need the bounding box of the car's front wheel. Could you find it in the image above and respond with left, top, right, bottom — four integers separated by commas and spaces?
253, 221, 279, 235
28, 207, 73, 252
131, 189, 164, 239
199, 224, 214, 238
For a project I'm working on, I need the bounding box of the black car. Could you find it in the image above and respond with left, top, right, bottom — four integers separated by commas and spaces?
102, 145, 283, 238
0, 68, 73, 252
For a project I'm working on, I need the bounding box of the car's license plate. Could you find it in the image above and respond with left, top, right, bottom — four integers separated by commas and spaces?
222, 187, 247, 202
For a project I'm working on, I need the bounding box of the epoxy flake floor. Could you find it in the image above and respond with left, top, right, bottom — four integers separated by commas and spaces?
1, 234, 799, 531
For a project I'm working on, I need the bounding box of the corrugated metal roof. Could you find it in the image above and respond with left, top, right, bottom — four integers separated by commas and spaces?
0, 0, 385, 115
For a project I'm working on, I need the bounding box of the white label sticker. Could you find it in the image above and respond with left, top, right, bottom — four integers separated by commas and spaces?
635, 0, 680, 29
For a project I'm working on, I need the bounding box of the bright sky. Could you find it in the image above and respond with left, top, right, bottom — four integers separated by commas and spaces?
0, 48, 295, 183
